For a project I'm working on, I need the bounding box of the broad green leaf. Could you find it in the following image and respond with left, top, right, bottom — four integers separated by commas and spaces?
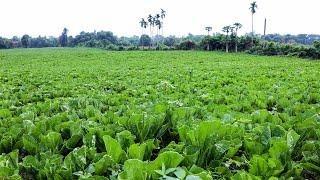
103, 135, 126, 163
286, 129, 300, 152
189, 172, 213, 180
0, 109, 12, 119
249, 155, 269, 176
116, 130, 135, 151
8, 150, 19, 168
268, 140, 290, 164
93, 155, 113, 175
40, 131, 63, 152
0, 167, 14, 177
260, 125, 271, 146
63, 146, 94, 172
65, 134, 83, 149
149, 151, 184, 172
244, 140, 264, 156
231, 171, 261, 180
80, 176, 107, 180
174, 167, 186, 179
302, 162, 320, 173
268, 177, 278, 180
4, 174, 22, 180
22, 155, 39, 169
119, 159, 147, 180
0, 150, 19, 177
186, 175, 201, 180
83, 133, 96, 148
22, 135, 39, 154
128, 143, 146, 160
267, 158, 284, 176
188, 165, 206, 174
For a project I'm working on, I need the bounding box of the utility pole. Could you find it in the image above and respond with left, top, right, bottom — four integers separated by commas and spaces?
263, 18, 267, 49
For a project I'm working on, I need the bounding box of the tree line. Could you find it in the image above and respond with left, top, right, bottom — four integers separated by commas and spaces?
1, 30, 320, 59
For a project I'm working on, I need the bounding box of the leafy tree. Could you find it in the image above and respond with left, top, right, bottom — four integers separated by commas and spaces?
177, 40, 196, 50
0, 37, 8, 49
96, 31, 117, 45
164, 36, 176, 47
249, 1, 258, 46
313, 40, 320, 49
0, 38, 4, 49
59, 28, 68, 47
21, 34, 30, 48
118, 36, 140, 47
140, 34, 151, 48
72, 31, 95, 46
10, 36, 21, 48
233, 23, 242, 52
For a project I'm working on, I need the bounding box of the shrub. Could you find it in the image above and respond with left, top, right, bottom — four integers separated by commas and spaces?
176, 40, 196, 50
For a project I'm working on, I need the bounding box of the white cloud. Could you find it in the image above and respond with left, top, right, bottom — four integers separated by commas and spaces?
0, 0, 319, 38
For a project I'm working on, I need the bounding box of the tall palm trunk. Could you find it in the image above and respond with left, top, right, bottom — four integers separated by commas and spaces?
226, 33, 229, 53
235, 31, 238, 52
162, 26, 164, 36
156, 28, 159, 49
251, 13, 254, 46
149, 26, 152, 49
235, 38, 238, 52
226, 43, 229, 53
141, 28, 144, 50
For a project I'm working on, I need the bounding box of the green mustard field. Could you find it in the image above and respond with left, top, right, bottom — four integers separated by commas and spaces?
0, 48, 320, 180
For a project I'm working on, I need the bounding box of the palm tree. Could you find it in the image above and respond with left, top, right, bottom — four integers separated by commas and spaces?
161, 9, 166, 19
155, 14, 161, 37
155, 14, 161, 19
249, 1, 258, 46
155, 15, 162, 49
230, 26, 235, 52
222, 26, 231, 53
160, 9, 166, 36
155, 20, 162, 33
139, 18, 148, 49
205, 27, 212, 36
147, 15, 154, 48
152, 16, 157, 39
147, 15, 154, 37
139, 18, 147, 35
59, 28, 69, 47
233, 23, 242, 52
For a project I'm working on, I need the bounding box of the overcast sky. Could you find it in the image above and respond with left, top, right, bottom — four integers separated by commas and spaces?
0, 0, 319, 38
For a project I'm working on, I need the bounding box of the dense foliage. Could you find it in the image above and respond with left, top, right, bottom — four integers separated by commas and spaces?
1, 31, 320, 59
248, 41, 320, 59
0, 49, 319, 179
264, 34, 320, 46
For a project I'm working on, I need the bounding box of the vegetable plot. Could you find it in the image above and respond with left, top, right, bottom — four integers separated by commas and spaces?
0, 49, 319, 179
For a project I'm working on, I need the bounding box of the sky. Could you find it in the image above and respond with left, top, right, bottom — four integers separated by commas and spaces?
0, 0, 319, 38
